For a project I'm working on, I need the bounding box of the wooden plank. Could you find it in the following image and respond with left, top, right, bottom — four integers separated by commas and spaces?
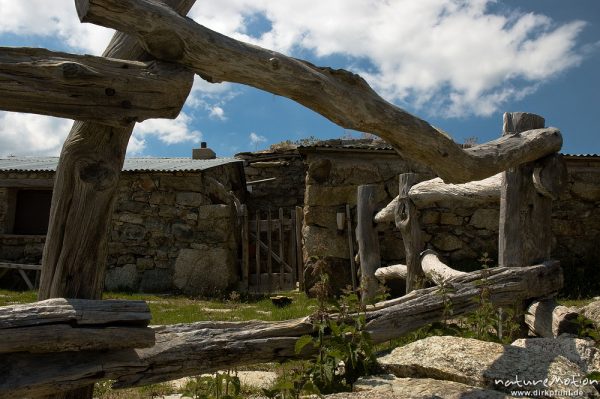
250, 234, 290, 269
0, 262, 563, 398
77, 0, 563, 184
356, 185, 380, 302
267, 209, 273, 292
0, 179, 54, 188
289, 209, 297, 287
0, 262, 42, 271
0, 324, 155, 354
346, 204, 357, 291
248, 219, 293, 232
17, 269, 34, 290
241, 205, 249, 290
0, 46, 192, 127
498, 112, 550, 268
396, 173, 425, 293
255, 212, 261, 291
278, 208, 285, 289
295, 206, 304, 291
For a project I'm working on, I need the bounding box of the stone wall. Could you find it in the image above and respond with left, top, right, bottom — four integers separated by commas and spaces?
0, 164, 246, 296
236, 147, 306, 212
300, 150, 600, 293
300, 146, 432, 290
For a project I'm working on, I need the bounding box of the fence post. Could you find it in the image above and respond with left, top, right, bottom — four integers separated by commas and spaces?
290, 208, 297, 288
499, 112, 552, 267
396, 173, 424, 293
267, 209, 273, 293
295, 206, 304, 291
241, 204, 249, 291
356, 185, 380, 303
255, 212, 261, 291
278, 208, 285, 290
346, 204, 357, 291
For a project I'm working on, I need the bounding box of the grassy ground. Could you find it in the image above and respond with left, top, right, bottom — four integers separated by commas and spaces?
0, 289, 318, 324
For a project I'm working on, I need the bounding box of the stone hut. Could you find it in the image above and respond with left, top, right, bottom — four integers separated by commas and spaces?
0, 151, 246, 296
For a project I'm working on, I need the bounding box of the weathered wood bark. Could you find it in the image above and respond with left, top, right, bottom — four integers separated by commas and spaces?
76, 0, 563, 183
37, 2, 196, 399
0, 298, 150, 329
375, 174, 501, 223
525, 299, 580, 338
0, 47, 191, 126
375, 263, 407, 283
498, 113, 552, 268
420, 250, 467, 285
0, 261, 562, 398
356, 185, 381, 302
396, 174, 424, 292
532, 153, 569, 200
0, 325, 154, 354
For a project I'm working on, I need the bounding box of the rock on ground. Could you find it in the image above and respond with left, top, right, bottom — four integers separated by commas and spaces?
325, 376, 518, 398
377, 335, 599, 399
512, 337, 600, 373
581, 299, 600, 328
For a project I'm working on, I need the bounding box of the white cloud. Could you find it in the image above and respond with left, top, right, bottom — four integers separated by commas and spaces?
209, 106, 227, 121
249, 132, 267, 148
0, 0, 114, 54
0, 112, 72, 156
186, 76, 239, 120
131, 112, 202, 154
189, 0, 588, 117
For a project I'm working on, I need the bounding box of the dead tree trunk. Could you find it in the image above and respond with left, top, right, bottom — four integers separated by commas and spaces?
37, 1, 196, 399
0, 47, 191, 126
525, 299, 580, 338
0, 262, 562, 398
75, 0, 563, 183
356, 185, 380, 302
396, 173, 424, 292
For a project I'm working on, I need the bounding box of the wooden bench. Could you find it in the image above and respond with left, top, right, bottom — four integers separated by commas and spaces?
0, 263, 41, 290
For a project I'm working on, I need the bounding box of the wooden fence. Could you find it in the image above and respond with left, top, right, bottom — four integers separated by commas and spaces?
239, 205, 304, 293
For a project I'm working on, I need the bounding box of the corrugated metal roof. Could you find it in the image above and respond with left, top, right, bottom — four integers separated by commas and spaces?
0, 156, 242, 172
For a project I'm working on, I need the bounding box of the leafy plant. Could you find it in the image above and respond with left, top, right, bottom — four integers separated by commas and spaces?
182, 371, 242, 399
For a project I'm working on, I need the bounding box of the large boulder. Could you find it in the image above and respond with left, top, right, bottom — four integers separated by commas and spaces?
173, 246, 237, 296
378, 336, 599, 398
581, 299, 600, 328
325, 376, 518, 399
512, 337, 600, 373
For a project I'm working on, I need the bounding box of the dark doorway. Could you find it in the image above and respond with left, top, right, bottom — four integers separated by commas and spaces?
13, 190, 53, 235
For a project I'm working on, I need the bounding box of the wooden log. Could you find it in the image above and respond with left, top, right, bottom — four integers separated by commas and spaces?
0, 47, 192, 126
525, 299, 580, 338
75, 0, 563, 184
289, 209, 297, 286
37, 2, 196, 398
374, 264, 407, 283
533, 153, 569, 200
375, 173, 501, 223
0, 324, 154, 354
396, 173, 424, 293
0, 298, 151, 329
346, 204, 357, 291
0, 261, 562, 397
356, 185, 381, 302
420, 250, 467, 286
498, 112, 552, 268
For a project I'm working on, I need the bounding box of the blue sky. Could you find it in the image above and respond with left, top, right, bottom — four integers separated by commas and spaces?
0, 0, 598, 158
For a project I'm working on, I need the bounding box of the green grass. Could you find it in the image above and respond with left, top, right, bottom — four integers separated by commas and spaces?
0, 289, 317, 324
